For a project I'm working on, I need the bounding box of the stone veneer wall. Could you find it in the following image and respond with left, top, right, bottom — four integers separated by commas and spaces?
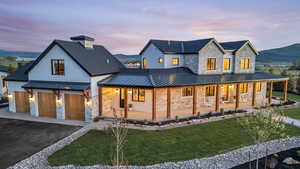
170, 88, 193, 118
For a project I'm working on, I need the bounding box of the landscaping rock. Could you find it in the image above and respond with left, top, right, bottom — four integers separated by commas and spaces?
267, 157, 278, 169
282, 157, 300, 165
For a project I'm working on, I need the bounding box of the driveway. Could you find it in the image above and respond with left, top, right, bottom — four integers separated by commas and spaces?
0, 118, 81, 169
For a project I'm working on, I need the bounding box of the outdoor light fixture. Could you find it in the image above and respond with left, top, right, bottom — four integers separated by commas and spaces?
86, 100, 91, 106
29, 96, 35, 102
56, 98, 62, 104
229, 85, 234, 89
115, 88, 120, 94
128, 90, 132, 94
7, 93, 12, 98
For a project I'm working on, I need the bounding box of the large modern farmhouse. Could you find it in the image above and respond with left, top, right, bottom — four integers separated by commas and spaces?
5, 35, 288, 122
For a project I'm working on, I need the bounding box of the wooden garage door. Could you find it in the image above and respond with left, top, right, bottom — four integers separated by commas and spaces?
38, 92, 56, 118
65, 94, 85, 121
15, 92, 30, 113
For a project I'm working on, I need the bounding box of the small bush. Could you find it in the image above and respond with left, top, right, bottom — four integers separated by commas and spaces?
296, 150, 300, 158
208, 112, 212, 118
93, 116, 102, 122
175, 116, 179, 122
220, 108, 224, 116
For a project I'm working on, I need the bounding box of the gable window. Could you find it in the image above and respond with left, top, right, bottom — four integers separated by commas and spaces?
132, 88, 145, 102
143, 58, 147, 68
256, 82, 262, 92
207, 58, 216, 70
158, 57, 164, 63
172, 58, 179, 65
240, 83, 248, 93
182, 87, 193, 97
240, 58, 250, 70
223, 58, 231, 70
205, 86, 215, 96
51, 59, 64, 75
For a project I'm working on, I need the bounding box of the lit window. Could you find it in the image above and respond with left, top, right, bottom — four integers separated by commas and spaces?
172, 58, 179, 65
132, 88, 145, 102
205, 86, 215, 96
240, 83, 248, 93
240, 58, 250, 70
223, 58, 231, 70
158, 57, 164, 63
256, 82, 262, 92
143, 58, 147, 68
182, 87, 193, 97
51, 59, 64, 75
207, 58, 216, 70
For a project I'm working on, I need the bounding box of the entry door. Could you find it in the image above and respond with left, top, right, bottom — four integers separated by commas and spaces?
221, 85, 229, 101
119, 88, 125, 108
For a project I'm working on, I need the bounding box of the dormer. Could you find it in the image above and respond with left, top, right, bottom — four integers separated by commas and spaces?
70, 35, 95, 49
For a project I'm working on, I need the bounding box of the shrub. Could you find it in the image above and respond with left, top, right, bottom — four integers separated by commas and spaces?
197, 112, 201, 117
175, 116, 179, 122
220, 108, 224, 116
296, 150, 300, 158
93, 116, 102, 122
143, 119, 148, 125
208, 112, 212, 118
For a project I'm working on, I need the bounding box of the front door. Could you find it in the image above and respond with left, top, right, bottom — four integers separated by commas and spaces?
119, 88, 125, 108
221, 85, 229, 101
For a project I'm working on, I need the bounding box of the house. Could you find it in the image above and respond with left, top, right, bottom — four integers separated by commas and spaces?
0, 65, 9, 96
5, 35, 288, 122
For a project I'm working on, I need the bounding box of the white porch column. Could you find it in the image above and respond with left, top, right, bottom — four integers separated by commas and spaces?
30, 91, 39, 117
56, 92, 65, 120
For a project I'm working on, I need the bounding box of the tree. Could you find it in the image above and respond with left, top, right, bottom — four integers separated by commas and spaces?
237, 108, 288, 169
7, 64, 16, 73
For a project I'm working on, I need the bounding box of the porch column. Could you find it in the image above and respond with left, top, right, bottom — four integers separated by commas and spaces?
193, 86, 197, 115
252, 82, 256, 106
283, 79, 288, 102
268, 81, 273, 104
167, 88, 171, 118
152, 88, 156, 120
124, 88, 128, 118
98, 86, 102, 116
215, 84, 220, 112
235, 83, 240, 109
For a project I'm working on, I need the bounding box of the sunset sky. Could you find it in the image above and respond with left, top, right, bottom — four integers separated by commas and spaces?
0, 0, 299, 54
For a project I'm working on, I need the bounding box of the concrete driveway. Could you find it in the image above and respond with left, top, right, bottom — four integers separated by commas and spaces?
0, 118, 81, 169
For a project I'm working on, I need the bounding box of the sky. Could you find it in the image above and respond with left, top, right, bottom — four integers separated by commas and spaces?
0, 0, 300, 54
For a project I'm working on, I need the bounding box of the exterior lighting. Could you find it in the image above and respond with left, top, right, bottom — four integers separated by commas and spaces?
115, 88, 120, 94
56, 98, 62, 104
85, 100, 91, 106
29, 97, 35, 102
128, 90, 132, 94
229, 85, 234, 89
8, 94, 12, 99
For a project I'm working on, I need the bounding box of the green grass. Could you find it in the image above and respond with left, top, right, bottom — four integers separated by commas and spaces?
48, 118, 300, 166
273, 91, 300, 102
272, 92, 300, 119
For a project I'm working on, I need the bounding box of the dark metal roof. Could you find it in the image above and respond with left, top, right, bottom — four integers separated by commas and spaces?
4, 61, 34, 82
98, 67, 288, 88
219, 40, 248, 51
0, 65, 8, 72
140, 38, 216, 55
27, 40, 125, 76
22, 81, 90, 91
70, 35, 94, 41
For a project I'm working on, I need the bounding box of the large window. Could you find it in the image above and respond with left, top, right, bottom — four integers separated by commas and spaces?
240, 58, 250, 70
205, 86, 215, 96
172, 58, 179, 65
143, 58, 147, 68
182, 87, 193, 97
240, 83, 248, 93
223, 58, 231, 70
207, 58, 216, 70
158, 57, 164, 63
256, 82, 262, 92
132, 88, 145, 102
51, 59, 64, 75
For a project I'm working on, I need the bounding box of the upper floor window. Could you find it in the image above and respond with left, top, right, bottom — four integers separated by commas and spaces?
240, 58, 250, 70
51, 59, 64, 75
132, 88, 145, 102
240, 83, 248, 93
143, 58, 147, 68
158, 57, 164, 63
205, 86, 215, 96
172, 58, 179, 65
223, 58, 231, 70
207, 58, 216, 70
255, 82, 262, 92
182, 87, 193, 97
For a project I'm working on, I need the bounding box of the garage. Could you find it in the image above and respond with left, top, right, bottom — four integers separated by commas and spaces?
65, 94, 85, 120
15, 91, 30, 113
38, 92, 56, 118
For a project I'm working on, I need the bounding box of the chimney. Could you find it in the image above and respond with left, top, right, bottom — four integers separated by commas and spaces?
70, 35, 95, 49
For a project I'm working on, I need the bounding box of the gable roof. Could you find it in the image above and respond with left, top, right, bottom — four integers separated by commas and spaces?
219, 40, 248, 51
140, 38, 224, 55
4, 61, 34, 82
27, 40, 125, 76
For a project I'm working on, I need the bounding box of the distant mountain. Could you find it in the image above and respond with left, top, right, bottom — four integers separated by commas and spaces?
114, 54, 141, 64
0, 49, 40, 58
257, 44, 300, 63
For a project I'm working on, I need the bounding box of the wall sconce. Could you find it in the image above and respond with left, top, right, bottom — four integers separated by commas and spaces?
85, 100, 91, 107
128, 90, 132, 94
7, 93, 12, 99
115, 88, 120, 94
56, 98, 62, 104
229, 85, 234, 89
29, 96, 35, 102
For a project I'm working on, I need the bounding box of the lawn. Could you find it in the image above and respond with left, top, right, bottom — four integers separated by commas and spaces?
48, 118, 300, 166
273, 91, 300, 119
273, 91, 300, 102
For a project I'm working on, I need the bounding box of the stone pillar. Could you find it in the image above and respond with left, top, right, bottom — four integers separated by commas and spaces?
8, 92, 16, 112
84, 97, 93, 122
30, 91, 39, 117
56, 92, 65, 120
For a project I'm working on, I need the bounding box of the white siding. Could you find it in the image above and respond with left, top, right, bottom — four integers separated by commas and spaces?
141, 44, 165, 68
28, 45, 90, 82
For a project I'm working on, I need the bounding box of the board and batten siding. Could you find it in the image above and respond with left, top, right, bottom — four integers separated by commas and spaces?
28, 45, 90, 82
141, 43, 165, 68
234, 43, 256, 74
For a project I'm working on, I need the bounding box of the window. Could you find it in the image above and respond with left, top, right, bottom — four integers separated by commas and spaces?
205, 86, 215, 96
240, 58, 250, 70
223, 58, 231, 70
256, 82, 262, 92
143, 58, 147, 68
207, 58, 216, 70
51, 59, 64, 75
182, 87, 193, 97
240, 83, 248, 93
158, 57, 164, 63
172, 58, 179, 65
132, 88, 145, 102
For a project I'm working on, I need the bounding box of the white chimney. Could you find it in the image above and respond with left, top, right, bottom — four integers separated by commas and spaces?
70, 35, 94, 49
